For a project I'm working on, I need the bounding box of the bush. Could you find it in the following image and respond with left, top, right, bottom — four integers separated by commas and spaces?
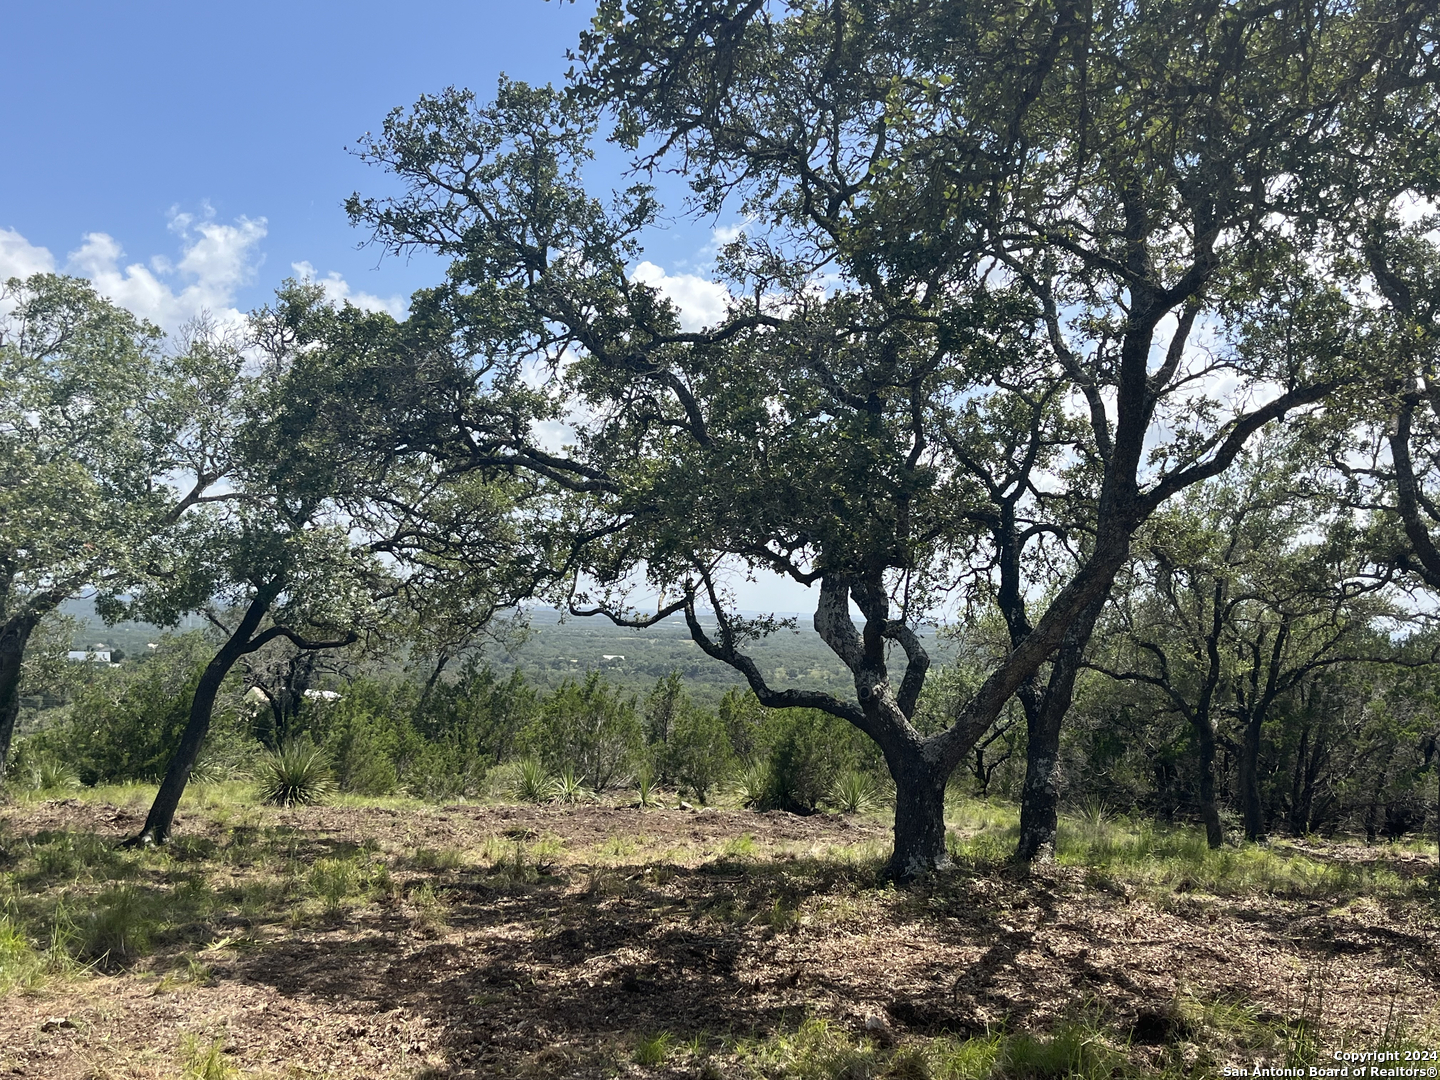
661, 707, 735, 804
521, 672, 642, 790
256, 739, 336, 807
417, 662, 538, 765
827, 769, 884, 814
750, 708, 860, 813
34, 632, 251, 785
514, 757, 555, 803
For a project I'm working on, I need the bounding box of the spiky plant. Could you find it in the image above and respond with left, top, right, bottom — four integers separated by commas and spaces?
732, 762, 772, 809
635, 767, 661, 808
26, 757, 81, 793
828, 769, 882, 814
513, 758, 555, 803
553, 764, 593, 804
256, 740, 335, 807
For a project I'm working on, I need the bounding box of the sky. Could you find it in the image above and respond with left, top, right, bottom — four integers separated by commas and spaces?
0, 0, 814, 613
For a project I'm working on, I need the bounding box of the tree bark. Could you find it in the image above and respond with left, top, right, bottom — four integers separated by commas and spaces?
1238, 709, 1266, 842
1015, 594, 1105, 862
0, 616, 40, 780
127, 587, 279, 846
886, 743, 951, 881
1196, 717, 1224, 849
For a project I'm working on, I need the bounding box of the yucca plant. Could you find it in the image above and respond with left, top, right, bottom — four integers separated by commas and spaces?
513, 758, 555, 803
732, 762, 772, 809
828, 769, 881, 814
188, 758, 230, 785
26, 757, 81, 793
256, 739, 335, 807
635, 767, 661, 809
553, 764, 593, 804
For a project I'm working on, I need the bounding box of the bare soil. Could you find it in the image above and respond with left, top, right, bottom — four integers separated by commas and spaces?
2, 797, 1438, 1078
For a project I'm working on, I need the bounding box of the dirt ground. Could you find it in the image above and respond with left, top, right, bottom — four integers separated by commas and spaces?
2, 796, 1438, 1079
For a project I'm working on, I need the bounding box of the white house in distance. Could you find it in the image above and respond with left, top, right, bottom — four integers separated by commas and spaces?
66, 647, 112, 663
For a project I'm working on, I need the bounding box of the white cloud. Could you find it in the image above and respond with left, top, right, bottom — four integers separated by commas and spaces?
290, 261, 406, 318
62, 206, 268, 332
632, 260, 732, 332
0, 227, 58, 281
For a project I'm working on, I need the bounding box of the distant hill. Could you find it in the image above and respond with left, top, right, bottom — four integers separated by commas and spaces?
56, 597, 955, 702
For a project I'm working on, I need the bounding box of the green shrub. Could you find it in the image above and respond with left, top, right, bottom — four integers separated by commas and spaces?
827, 769, 883, 814
23, 756, 81, 792
35, 632, 251, 785
661, 706, 736, 804
417, 661, 538, 765
553, 764, 593, 803
521, 672, 642, 790
751, 708, 859, 813
256, 739, 335, 807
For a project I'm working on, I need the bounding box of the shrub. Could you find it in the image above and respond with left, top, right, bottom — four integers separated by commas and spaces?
38, 632, 251, 785
553, 764, 593, 803
827, 769, 883, 814
521, 672, 642, 790
23, 756, 80, 792
256, 739, 335, 807
661, 706, 736, 804
752, 708, 857, 813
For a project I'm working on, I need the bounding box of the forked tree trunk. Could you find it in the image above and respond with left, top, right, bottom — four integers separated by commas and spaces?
0, 616, 39, 781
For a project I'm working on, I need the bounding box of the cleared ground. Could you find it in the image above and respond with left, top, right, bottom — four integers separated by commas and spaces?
1, 787, 1437, 1078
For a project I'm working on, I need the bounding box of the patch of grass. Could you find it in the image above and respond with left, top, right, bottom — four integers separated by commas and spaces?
1053, 815, 1413, 900
633, 1030, 675, 1067
0, 913, 52, 993
409, 881, 449, 934
180, 1033, 237, 1080
737, 1020, 1148, 1080
721, 832, 758, 859
412, 846, 463, 872
76, 884, 164, 962
305, 853, 392, 917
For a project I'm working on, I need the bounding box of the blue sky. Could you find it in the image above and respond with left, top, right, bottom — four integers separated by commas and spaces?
1, 1, 814, 613
0, 0, 722, 328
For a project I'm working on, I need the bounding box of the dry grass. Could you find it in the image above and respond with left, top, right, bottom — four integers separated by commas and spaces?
0, 786, 1436, 1078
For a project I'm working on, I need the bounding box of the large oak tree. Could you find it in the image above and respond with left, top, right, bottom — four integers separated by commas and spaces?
349, 1, 1438, 877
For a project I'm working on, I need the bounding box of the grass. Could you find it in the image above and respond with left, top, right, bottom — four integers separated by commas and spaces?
180, 1033, 237, 1080
0, 783, 1434, 1077
633, 1030, 675, 1066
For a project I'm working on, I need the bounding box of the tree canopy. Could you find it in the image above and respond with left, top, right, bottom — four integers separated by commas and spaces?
344, 0, 1440, 877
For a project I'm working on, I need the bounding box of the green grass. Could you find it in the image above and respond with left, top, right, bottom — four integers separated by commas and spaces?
633, 1030, 675, 1067
735, 1017, 1177, 1079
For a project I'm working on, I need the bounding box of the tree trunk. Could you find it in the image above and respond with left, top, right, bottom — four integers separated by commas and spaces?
1015, 595, 1104, 862
127, 589, 277, 846
886, 746, 951, 882
1238, 710, 1266, 842
1195, 717, 1224, 849
0, 616, 39, 780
